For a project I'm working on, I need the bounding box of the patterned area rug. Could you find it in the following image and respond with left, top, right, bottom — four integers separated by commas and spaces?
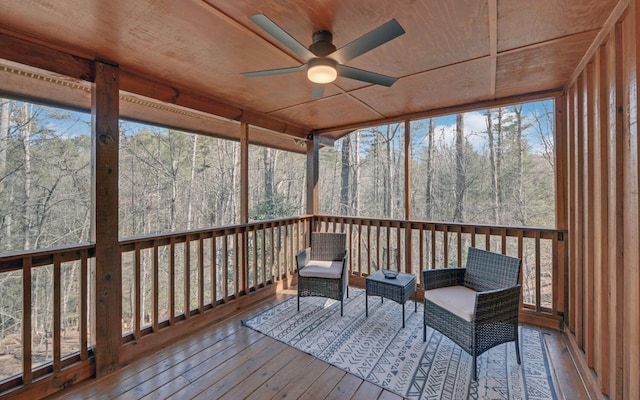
242, 288, 557, 400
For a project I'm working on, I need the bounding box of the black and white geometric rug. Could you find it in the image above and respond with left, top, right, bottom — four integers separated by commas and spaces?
242, 288, 557, 400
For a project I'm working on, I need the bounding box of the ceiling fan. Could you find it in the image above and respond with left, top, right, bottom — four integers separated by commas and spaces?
242, 14, 405, 98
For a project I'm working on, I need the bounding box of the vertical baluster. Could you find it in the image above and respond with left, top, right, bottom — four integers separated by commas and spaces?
153, 242, 159, 332
485, 227, 491, 250
222, 234, 229, 302
235, 231, 242, 296
358, 223, 362, 275
518, 230, 524, 311
535, 231, 542, 312
456, 225, 462, 267
443, 225, 449, 267
386, 225, 391, 268
419, 225, 424, 275
501, 228, 507, 254
211, 234, 217, 308
376, 224, 381, 271
198, 234, 204, 313
396, 224, 403, 272
252, 230, 258, 289
53, 254, 61, 372
80, 249, 88, 360
284, 225, 289, 278
261, 228, 267, 284
552, 231, 560, 317
22, 257, 33, 384
430, 224, 436, 269
184, 237, 190, 319
169, 237, 176, 324
134, 243, 142, 336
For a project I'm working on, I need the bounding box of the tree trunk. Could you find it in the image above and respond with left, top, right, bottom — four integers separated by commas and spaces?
385, 126, 393, 217
513, 105, 526, 225
486, 109, 500, 224
425, 119, 435, 220
186, 134, 198, 230
0, 99, 9, 192
21, 103, 32, 250
340, 136, 351, 215
496, 107, 504, 222
453, 114, 465, 223
353, 130, 360, 215
264, 147, 273, 202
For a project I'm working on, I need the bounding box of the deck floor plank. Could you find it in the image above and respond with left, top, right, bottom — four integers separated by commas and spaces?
324, 372, 363, 400
268, 357, 331, 400
244, 349, 316, 400
216, 346, 302, 400
351, 380, 385, 400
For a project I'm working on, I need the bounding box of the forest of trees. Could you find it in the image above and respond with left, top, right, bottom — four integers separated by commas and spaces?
320, 101, 555, 228
0, 97, 555, 380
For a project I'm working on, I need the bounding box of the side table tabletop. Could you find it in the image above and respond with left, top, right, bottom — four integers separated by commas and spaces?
365, 270, 417, 328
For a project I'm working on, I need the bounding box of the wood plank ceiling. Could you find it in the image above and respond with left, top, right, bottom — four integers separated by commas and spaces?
0, 0, 620, 142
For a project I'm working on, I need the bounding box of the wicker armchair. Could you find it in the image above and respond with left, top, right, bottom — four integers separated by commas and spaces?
296, 232, 349, 316
422, 247, 522, 380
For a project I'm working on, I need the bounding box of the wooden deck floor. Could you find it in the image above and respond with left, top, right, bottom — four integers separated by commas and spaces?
47, 290, 589, 400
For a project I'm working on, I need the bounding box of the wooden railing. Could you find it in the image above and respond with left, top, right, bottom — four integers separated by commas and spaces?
313, 215, 567, 327
0, 244, 95, 396
0, 214, 566, 398
118, 216, 311, 345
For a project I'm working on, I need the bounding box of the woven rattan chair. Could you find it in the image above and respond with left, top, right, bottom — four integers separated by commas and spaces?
422, 247, 522, 380
296, 232, 349, 316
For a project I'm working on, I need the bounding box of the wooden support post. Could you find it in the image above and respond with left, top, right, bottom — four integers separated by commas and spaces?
404, 120, 412, 274
240, 122, 249, 292
91, 60, 121, 376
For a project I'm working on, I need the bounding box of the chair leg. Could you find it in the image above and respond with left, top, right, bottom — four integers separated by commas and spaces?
340, 299, 343, 316
515, 329, 521, 364
473, 355, 478, 381
297, 295, 300, 312
423, 320, 426, 342
346, 285, 349, 298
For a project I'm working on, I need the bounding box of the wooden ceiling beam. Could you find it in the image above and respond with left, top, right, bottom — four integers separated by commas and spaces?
313, 88, 562, 136
0, 30, 94, 82
0, 29, 309, 139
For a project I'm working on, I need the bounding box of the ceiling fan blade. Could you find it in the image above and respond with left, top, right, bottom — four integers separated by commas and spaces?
336, 65, 398, 87
331, 19, 405, 64
242, 65, 306, 77
311, 84, 325, 98
249, 14, 315, 61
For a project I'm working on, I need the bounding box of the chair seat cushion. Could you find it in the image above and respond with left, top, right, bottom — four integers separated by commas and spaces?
299, 260, 343, 279
424, 285, 476, 322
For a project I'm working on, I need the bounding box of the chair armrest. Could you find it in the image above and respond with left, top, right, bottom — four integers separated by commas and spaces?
422, 268, 466, 290
296, 247, 311, 272
340, 249, 349, 277
474, 285, 521, 324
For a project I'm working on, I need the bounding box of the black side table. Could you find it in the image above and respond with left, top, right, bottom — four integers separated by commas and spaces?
365, 270, 417, 328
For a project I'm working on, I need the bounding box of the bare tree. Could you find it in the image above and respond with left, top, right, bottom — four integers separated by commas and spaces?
453, 114, 465, 222
486, 109, 500, 224
513, 105, 526, 225
186, 134, 198, 230
425, 119, 435, 220
340, 135, 351, 215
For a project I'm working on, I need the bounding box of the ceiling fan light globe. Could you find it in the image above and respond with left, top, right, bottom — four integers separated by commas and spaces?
307, 58, 337, 84
308, 65, 337, 83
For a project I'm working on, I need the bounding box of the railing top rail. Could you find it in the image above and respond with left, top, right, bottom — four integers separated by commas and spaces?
313, 214, 566, 234
0, 242, 95, 273
118, 215, 313, 249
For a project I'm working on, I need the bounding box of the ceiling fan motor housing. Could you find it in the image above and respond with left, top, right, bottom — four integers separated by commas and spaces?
309, 30, 336, 57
